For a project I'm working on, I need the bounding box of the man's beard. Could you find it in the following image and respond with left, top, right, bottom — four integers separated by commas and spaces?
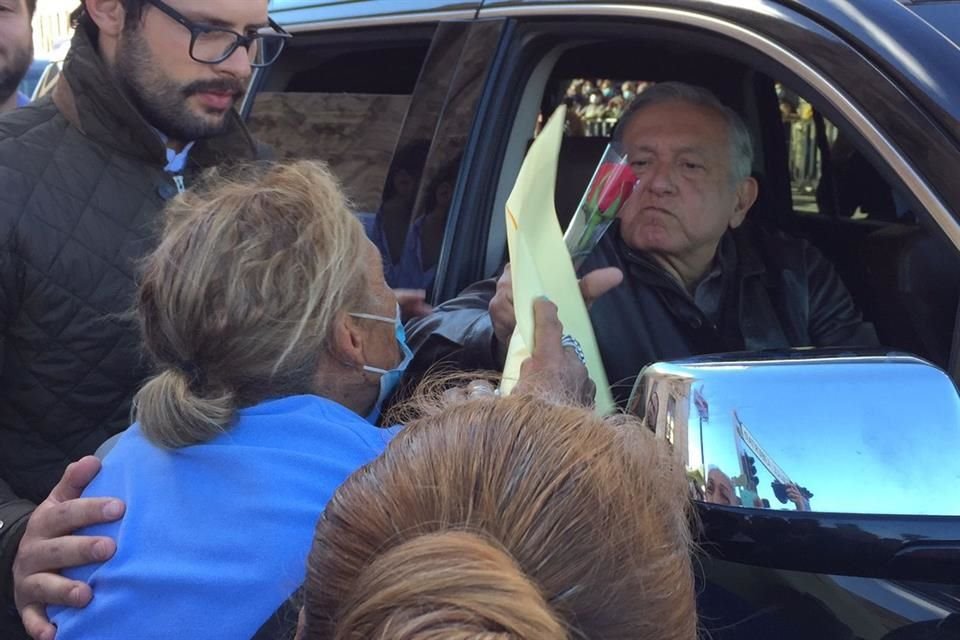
0, 41, 33, 104
113, 28, 245, 142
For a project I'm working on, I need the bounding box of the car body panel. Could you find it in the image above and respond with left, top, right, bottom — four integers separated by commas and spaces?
901, 0, 960, 48
477, 0, 960, 142
249, 4, 960, 635
270, 0, 481, 27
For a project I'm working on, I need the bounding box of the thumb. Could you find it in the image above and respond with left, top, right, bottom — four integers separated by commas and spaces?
49, 456, 102, 504
394, 289, 426, 304
579, 267, 624, 306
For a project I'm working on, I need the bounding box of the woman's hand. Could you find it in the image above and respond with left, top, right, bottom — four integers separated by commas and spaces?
513, 298, 596, 406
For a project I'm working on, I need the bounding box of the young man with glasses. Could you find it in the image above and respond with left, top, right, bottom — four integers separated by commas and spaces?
0, 2, 289, 637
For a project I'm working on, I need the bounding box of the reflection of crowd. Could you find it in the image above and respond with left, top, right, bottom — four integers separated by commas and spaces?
563, 78, 652, 136
702, 465, 811, 512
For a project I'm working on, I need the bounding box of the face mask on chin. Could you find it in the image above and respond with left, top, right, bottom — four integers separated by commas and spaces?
349, 303, 413, 424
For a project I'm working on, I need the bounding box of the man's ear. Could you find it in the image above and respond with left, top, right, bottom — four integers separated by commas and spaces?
730, 175, 759, 229
328, 312, 366, 368
84, 0, 128, 38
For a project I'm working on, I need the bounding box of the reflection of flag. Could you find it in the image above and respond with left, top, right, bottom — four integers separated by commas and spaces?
499, 105, 614, 414
694, 386, 709, 421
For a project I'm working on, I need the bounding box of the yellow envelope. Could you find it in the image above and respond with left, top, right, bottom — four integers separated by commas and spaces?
500, 105, 615, 414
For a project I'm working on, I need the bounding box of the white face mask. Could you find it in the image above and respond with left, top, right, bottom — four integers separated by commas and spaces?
348, 303, 413, 424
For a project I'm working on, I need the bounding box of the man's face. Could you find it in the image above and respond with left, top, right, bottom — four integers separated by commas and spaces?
0, 0, 33, 104
113, 0, 269, 141
617, 101, 751, 264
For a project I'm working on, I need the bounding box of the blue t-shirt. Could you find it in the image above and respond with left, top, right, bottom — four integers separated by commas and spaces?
51, 395, 395, 639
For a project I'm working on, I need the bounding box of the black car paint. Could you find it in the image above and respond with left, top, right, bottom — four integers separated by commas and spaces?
268, 1, 960, 636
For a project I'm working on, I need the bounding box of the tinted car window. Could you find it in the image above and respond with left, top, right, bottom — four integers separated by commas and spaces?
247, 37, 430, 213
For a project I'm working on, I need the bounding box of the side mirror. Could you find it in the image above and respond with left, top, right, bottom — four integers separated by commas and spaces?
629, 350, 960, 582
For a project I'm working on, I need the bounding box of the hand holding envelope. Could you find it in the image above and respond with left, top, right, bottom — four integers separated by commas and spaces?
498, 105, 619, 413
489, 265, 622, 351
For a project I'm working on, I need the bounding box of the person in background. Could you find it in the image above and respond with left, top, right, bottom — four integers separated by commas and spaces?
358, 140, 435, 318
607, 80, 644, 118
380, 156, 462, 296
0, 0, 35, 114
361, 140, 430, 278
297, 394, 697, 640
704, 467, 740, 506
599, 78, 616, 100
580, 90, 608, 123
0, 0, 286, 636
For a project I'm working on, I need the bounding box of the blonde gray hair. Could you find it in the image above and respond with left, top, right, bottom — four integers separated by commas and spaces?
134, 160, 370, 449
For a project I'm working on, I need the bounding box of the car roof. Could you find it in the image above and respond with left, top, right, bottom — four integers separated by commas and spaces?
900, 0, 960, 47
270, 0, 481, 27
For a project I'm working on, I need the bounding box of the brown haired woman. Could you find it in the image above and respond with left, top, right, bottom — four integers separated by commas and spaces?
299, 394, 697, 640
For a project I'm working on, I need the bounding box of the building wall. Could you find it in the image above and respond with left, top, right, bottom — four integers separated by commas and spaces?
32, 0, 78, 58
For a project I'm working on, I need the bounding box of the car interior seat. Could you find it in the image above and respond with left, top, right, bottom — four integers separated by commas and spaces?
863, 224, 960, 368
554, 136, 610, 230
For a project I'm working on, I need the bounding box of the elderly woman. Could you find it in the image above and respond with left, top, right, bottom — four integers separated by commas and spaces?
47, 160, 591, 639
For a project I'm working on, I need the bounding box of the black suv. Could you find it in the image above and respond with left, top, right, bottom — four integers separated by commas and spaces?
247, 1, 960, 637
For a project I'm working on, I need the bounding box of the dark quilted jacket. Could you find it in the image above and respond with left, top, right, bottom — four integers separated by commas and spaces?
0, 26, 263, 506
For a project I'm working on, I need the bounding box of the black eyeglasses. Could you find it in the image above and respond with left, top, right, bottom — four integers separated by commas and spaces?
144, 0, 292, 68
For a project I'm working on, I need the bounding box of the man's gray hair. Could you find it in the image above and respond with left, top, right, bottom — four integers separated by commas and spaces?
613, 81, 754, 183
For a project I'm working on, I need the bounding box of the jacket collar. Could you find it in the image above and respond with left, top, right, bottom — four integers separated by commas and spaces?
611, 225, 775, 312
55, 21, 259, 169
616, 226, 746, 286
731, 226, 768, 279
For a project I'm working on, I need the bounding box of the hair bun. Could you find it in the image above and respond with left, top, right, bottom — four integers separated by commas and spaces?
335, 531, 566, 640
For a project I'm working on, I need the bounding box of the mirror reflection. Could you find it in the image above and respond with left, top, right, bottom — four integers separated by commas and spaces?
627, 351, 960, 516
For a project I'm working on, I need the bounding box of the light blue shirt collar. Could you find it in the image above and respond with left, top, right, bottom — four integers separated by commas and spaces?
151, 128, 196, 174
16, 91, 30, 108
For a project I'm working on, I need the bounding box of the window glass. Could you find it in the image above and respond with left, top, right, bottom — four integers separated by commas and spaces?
777, 81, 911, 224
246, 39, 430, 215
558, 78, 654, 137
544, 79, 653, 229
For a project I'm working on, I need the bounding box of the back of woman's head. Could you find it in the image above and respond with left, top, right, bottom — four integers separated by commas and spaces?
134, 160, 369, 448
303, 395, 696, 640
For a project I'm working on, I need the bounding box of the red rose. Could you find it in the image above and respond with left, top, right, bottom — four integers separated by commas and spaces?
591, 162, 637, 212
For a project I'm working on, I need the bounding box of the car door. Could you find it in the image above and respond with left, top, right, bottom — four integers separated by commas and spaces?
423, 0, 960, 636
427, 0, 960, 367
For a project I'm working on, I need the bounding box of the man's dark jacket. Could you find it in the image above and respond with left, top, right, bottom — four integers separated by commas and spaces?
406, 222, 879, 404
0, 23, 264, 625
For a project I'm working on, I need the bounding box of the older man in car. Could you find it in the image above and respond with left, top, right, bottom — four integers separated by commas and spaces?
406, 81, 878, 404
